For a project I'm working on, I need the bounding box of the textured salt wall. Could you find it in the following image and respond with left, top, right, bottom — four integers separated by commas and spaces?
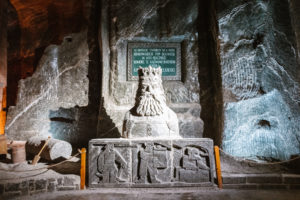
223, 90, 300, 161
6, 0, 102, 148
98, 0, 204, 138
218, 0, 300, 160
289, 0, 300, 65
7, 0, 86, 107
6, 32, 89, 142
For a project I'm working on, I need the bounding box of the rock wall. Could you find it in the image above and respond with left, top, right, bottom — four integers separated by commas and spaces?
6, 31, 89, 142
289, 0, 300, 65
0, 0, 8, 102
5, 0, 102, 148
223, 90, 300, 161
7, 0, 86, 107
218, 0, 300, 160
98, 0, 204, 138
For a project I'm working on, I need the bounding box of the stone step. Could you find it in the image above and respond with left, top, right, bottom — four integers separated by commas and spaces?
219, 174, 300, 189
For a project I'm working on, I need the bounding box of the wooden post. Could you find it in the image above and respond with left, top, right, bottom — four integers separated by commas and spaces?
214, 145, 222, 189
80, 148, 86, 190
0, 87, 7, 135
0, 87, 7, 155
0, 111, 6, 135
1, 87, 6, 109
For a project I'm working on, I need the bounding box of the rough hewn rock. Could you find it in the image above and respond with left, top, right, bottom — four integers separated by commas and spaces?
289, 0, 300, 65
7, 0, 87, 107
5, 0, 101, 148
5, 31, 89, 142
219, 0, 299, 102
218, 0, 300, 160
222, 90, 300, 161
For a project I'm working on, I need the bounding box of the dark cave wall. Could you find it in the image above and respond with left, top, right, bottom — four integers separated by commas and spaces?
0, 0, 8, 104
198, 0, 223, 146
289, 0, 300, 66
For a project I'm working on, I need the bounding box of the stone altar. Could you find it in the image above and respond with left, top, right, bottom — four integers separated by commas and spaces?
89, 66, 214, 187
89, 138, 214, 187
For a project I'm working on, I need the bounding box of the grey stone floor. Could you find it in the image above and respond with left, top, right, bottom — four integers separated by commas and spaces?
9, 188, 300, 200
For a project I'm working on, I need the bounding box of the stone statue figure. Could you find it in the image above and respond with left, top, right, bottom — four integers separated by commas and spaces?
123, 66, 180, 138
173, 147, 210, 183
96, 144, 127, 183
137, 142, 161, 183
182, 147, 209, 170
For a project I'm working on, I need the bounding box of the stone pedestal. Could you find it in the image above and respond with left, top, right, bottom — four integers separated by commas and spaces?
89, 138, 215, 188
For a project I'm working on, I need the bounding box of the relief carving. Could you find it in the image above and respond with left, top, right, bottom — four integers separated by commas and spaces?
96, 144, 127, 183
89, 139, 214, 187
173, 146, 210, 183
135, 142, 171, 184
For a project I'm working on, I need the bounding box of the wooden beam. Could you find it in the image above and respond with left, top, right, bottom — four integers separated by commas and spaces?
214, 145, 222, 189
80, 148, 86, 190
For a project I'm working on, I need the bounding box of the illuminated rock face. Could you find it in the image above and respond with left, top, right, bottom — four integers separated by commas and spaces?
223, 90, 300, 161
219, 0, 299, 102
218, 0, 300, 160
6, 31, 90, 143
7, 0, 86, 106
5, 0, 101, 147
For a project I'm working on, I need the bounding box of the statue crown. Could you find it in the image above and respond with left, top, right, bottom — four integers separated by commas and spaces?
138, 66, 162, 82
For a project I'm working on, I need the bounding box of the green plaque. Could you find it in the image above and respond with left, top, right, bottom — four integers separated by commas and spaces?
128, 42, 181, 80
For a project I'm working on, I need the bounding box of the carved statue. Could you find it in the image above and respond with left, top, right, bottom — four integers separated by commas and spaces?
96, 144, 127, 183
123, 66, 180, 138
182, 147, 209, 170
137, 142, 161, 183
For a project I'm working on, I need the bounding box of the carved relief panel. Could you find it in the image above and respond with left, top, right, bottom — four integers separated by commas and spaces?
89, 139, 214, 187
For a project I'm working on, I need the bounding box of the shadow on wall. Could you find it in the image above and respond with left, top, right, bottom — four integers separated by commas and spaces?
198, 0, 224, 146
48, 0, 102, 149
97, 98, 121, 139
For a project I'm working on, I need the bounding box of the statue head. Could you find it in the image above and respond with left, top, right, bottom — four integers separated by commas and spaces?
106, 143, 114, 151
135, 66, 166, 116
144, 142, 154, 151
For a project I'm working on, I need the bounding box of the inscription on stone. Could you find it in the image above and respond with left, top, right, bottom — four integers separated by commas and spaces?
127, 42, 181, 81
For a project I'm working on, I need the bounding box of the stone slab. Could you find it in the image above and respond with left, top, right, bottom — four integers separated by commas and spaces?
283, 174, 300, 184
246, 174, 282, 184
89, 138, 214, 188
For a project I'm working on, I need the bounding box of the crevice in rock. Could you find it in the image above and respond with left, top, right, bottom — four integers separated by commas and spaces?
257, 119, 271, 128
253, 33, 264, 49
198, 0, 224, 145
50, 117, 74, 124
